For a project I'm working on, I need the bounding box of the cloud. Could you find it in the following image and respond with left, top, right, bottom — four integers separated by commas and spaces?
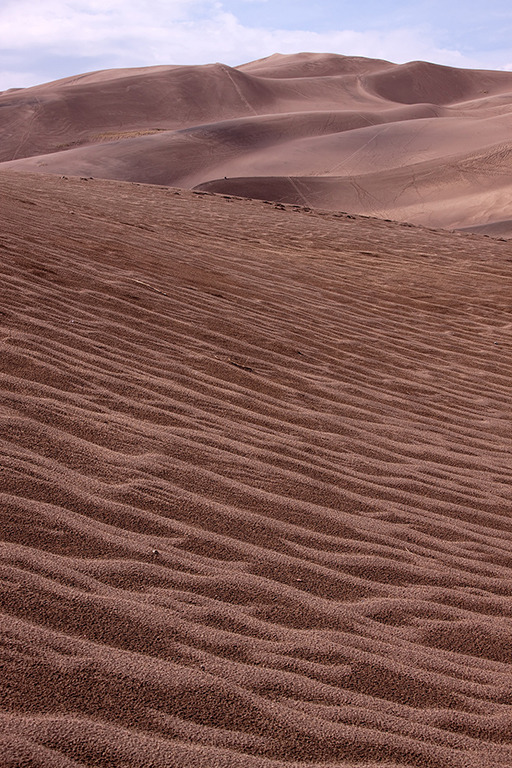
0, 0, 200, 52
201, 17, 472, 68
0, 0, 487, 90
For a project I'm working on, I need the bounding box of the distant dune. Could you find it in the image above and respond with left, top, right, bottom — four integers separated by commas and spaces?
3, 52, 512, 232
2, 170, 512, 766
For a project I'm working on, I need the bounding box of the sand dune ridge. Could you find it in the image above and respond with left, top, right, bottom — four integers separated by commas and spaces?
3, 52, 512, 232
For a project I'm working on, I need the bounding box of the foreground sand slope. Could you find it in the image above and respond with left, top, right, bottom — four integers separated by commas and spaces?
3, 53, 512, 231
2, 171, 512, 767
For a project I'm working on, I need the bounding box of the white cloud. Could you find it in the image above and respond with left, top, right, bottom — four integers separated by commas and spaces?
0, 0, 491, 89
0, 0, 200, 51
195, 17, 473, 68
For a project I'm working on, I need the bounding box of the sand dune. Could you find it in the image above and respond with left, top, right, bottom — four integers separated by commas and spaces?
2, 170, 512, 766
197, 140, 512, 230
3, 53, 512, 231
461, 218, 512, 238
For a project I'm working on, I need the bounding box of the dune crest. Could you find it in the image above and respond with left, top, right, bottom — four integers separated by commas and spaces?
2, 171, 512, 766
2, 53, 512, 231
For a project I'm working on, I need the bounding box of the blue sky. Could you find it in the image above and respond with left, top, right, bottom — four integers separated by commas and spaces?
1, 0, 512, 91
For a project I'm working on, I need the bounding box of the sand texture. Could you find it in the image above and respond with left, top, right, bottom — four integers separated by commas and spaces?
3, 53, 512, 232
1, 170, 512, 766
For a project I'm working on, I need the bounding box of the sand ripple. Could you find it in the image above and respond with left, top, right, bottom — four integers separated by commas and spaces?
1, 172, 512, 766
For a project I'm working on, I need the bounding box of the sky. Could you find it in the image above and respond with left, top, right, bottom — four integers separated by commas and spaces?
1, 0, 512, 91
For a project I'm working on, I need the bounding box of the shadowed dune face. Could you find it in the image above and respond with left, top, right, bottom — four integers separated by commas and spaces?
2, 171, 512, 767
361, 60, 509, 106
3, 52, 512, 231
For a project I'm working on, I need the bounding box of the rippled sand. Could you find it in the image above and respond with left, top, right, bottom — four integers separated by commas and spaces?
1, 171, 512, 767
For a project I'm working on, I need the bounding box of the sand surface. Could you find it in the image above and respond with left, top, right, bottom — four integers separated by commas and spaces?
2, 170, 512, 766
3, 53, 512, 231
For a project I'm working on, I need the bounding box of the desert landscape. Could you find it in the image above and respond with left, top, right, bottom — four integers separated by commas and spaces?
2, 53, 512, 768
2, 53, 512, 233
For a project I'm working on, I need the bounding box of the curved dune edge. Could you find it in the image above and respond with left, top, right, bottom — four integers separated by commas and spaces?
3, 53, 512, 231
2, 171, 512, 767
194, 151, 512, 232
